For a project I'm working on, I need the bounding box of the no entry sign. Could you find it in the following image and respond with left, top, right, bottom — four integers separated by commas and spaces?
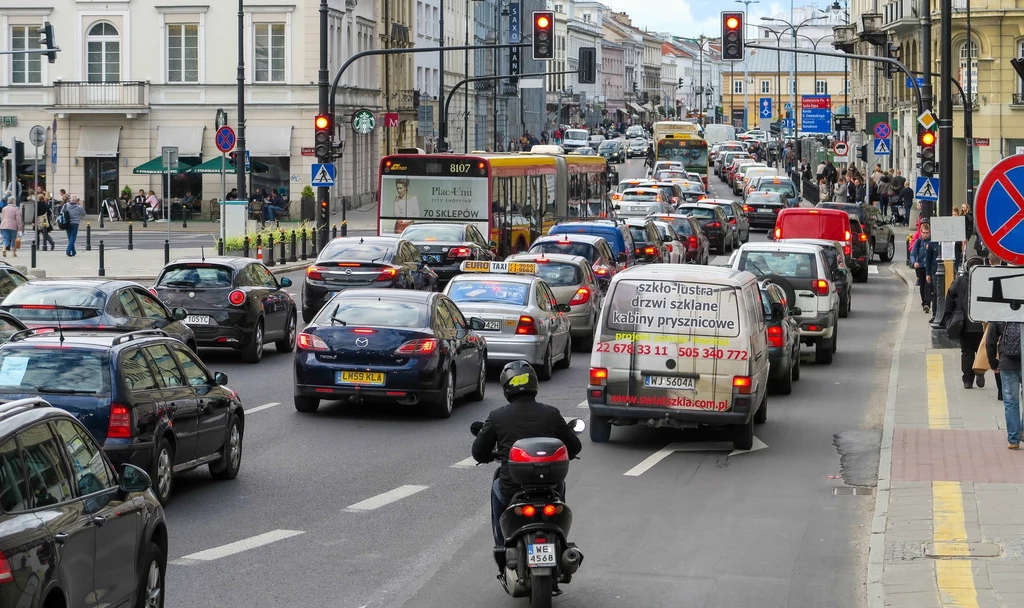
975, 153, 1024, 265
832, 141, 849, 156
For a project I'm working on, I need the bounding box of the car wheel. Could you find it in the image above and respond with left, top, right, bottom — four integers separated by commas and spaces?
241, 319, 264, 363
839, 294, 849, 318
428, 368, 455, 419
775, 358, 793, 394
880, 238, 896, 262
275, 313, 297, 353
855, 265, 869, 283
537, 344, 554, 380
590, 415, 612, 442
210, 416, 243, 480
135, 541, 165, 608
151, 437, 174, 506
294, 395, 320, 413
555, 336, 572, 369
792, 348, 801, 381
467, 358, 487, 402
816, 335, 835, 364
733, 411, 755, 450
755, 392, 769, 422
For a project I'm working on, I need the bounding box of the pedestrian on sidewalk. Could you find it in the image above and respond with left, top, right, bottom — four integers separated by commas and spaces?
62, 195, 86, 257
987, 321, 1024, 448
910, 222, 938, 314
943, 256, 986, 388
0, 197, 21, 257
35, 195, 55, 251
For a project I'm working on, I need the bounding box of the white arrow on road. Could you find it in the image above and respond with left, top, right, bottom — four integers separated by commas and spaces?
623, 437, 768, 476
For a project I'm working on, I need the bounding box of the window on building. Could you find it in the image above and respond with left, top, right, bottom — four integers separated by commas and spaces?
167, 24, 199, 83
254, 23, 286, 83
959, 39, 978, 97
433, 7, 439, 38
760, 79, 770, 94
86, 22, 120, 83
816, 80, 827, 94
845, 79, 850, 93
416, 1, 423, 34
11, 25, 41, 85
1017, 40, 1024, 95
733, 80, 743, 94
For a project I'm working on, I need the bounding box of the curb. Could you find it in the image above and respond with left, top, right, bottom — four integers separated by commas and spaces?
866, 264, 914, 608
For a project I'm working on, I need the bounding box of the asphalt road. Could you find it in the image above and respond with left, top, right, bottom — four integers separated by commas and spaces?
162, 154, 902, 608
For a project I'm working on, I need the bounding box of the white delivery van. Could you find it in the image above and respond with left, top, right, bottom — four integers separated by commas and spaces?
587, 265, 770, 449
703, 124, 737, 146
562, 129, 590, 152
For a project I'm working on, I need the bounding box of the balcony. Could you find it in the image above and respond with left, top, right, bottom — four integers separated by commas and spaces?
952, 93, 979, 109
51, 81, 149, 115
882, 0, 919, 31
832, 25, 857, 53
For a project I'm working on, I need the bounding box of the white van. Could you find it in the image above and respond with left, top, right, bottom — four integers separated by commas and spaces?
703, 124, 737, 146
587, 265, 770, 449
562, 129, 590, 152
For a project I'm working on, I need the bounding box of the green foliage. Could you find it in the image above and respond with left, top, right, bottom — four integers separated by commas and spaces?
301, 185, 315, 199
217, 220, 315, 252
121, 185, 133, 197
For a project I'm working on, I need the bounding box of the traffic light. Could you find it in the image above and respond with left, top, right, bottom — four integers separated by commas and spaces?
40, 23, 55, 64
532, 11, 554, 60
14, 142, 23, 168
578, 46, 596, 84
856, 144, 868, 163
0, 146, 8, 160
678, 78, 684, 87
314, 114, 332, 159
884, 41, 900, 78
721, 12, 744, 61
318, 199, 329, 223
919, 129, 936, 175
632, 81, 638, 94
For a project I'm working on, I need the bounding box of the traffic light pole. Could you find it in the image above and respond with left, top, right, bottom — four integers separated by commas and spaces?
317, 0, 330, 248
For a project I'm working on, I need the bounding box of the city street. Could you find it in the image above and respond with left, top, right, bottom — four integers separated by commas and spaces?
161, 156, 905, 608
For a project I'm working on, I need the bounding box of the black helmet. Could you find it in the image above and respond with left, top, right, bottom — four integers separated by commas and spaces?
500, 360, 539, 401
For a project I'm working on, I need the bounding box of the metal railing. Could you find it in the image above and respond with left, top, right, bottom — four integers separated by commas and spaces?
53, 81, 148, 107
952, 93, 979, 108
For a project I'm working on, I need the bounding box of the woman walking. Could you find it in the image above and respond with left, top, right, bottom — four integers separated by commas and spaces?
988, 321, 1024, 448
36, 194, 55, 251
0, 197, 23, 257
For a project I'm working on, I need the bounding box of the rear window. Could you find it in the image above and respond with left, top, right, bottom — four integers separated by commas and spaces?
0, 348, 110, 394
317, 298, 427, 328
401, 225, 465, 242
678, 207, 716, 220
780, 213, 846, 238
534, 263, 583, 287
622, 193, 658, 202
714, 205, 736, 218
677, 183, 705, 193
319, 241, 392, 262
3, 285, 106, 322
627, 227, 649, 243
654, 225, 676, 240
747, 193, 784, 205
605, 279, 740, 337
663, 219, 693, 235
530, 242, 597, 262
655, 171, 687, 181
759, 182, 797, 197
448, 281, 529, 306
736, 251, 818, 279
157, 264, 233, 288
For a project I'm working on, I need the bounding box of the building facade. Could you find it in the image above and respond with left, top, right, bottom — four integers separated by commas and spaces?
379, 0, 416, 155
566, 3, 602, 125
413, 0, 440, 148
601, 40, 625, 121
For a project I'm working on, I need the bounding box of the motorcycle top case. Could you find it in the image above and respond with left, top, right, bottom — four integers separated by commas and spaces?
508, 437, 570, 485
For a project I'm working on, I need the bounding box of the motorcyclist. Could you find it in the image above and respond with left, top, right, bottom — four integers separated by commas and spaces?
471, 361, 583, 574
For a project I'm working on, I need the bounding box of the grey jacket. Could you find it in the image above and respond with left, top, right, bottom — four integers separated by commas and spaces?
64, 202, 87, 226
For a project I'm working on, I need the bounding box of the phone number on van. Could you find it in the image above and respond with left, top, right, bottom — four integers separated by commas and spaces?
596, 343, 748, 360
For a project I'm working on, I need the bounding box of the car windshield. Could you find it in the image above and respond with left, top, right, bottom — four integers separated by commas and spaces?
622, 193, 658, 202
598, 141, 618, 151
655, 218, 692, 235
678, 183, 705, 193
534, 263, 583, 287
448, 281, 529, 305
0, 348, 110, 394
656, 171, 688, 181
679, 207, 716, 220
737, 251, 818, 278
401, 225, 465, 242
565, 130, 588, 141
319, 241, 392, 262
319, 298, 427, 328
631, 139, 646, 146
530, 242, 597, 261
157, 264, 233, 288
759, 182, 797, 197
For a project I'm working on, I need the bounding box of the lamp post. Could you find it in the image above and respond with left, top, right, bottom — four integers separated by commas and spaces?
735, 0, 760, 129
793, 33, 835, 91
829, 1, 849, 120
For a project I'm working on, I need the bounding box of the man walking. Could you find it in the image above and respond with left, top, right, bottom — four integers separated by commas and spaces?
910, 222, 938, 314
62, 195, 87, 257
988, 321, 1024, 449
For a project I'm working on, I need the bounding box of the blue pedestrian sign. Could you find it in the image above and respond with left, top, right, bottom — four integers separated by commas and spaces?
873, 138, 891, 156
784, 102, 793, 112
759, 98, 773, 119
915, 176, 939, 201
311, 163, 336, 187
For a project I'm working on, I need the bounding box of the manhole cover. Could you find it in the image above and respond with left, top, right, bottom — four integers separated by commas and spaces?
833, 486, 875, 496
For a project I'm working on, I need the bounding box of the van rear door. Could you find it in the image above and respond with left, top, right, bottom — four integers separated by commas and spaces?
733, 249, 822, 321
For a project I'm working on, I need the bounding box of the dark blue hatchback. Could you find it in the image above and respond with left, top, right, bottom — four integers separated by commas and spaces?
294, 290, 487, 418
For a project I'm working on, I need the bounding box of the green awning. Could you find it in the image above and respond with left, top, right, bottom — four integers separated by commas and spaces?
188, 156, 270, 174
132, 156, 199, 175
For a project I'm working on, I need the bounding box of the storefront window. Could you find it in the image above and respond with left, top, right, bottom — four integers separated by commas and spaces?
160, 156, 202, 201
251, 157, 290, 200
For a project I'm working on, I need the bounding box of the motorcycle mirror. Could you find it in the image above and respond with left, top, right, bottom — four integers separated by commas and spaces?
470, 421, 484, 436
569, 418, 587, 434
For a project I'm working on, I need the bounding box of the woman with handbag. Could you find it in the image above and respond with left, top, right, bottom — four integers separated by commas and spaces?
0, 197, 23, 258
36, 194, 56, 251
943, 256, 986, 388
988, 321, 1024, 448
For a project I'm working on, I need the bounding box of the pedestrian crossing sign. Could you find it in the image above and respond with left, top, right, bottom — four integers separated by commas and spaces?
915, 176, 939, 201
311, 163, 336, 187
873, 138, 891, 156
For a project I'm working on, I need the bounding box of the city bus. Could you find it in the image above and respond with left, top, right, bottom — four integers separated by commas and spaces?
652, 121, 710, 188
378, 152, 611, 256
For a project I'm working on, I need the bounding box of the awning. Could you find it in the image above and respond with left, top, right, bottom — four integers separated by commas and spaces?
244, 126, 292, 157
642, 103, 655, 112
132, 156, 200, 175
626, 102, 643, 113
77, 126, 121, 157
188, 156, 269, 174
157, 126, 205, 157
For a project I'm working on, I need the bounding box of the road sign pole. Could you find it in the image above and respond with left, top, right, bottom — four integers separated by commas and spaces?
220, 153, 227, 243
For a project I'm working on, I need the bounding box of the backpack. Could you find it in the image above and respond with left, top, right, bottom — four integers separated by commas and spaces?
56, 207, 69, 229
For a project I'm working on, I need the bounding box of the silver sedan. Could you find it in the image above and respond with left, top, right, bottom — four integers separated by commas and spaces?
505, 252, 603, 349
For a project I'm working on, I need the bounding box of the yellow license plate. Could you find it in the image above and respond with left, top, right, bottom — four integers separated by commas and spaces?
337, 371, 386, 385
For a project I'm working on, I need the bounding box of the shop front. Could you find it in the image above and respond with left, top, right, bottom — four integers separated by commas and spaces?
78, 126, 122, 215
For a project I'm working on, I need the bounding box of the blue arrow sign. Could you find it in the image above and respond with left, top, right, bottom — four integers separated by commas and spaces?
759, 97, 773, 119
915, 176, 939, 201
311, 163, 336, 187
873, 137, 891, 156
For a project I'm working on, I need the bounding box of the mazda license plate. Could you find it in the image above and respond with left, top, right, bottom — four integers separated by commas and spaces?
337, 371, 385, 385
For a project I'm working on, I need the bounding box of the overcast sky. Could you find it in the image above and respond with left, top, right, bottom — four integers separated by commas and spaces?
601, 0, 789, 39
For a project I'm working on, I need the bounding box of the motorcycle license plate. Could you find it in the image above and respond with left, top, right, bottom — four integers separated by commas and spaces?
527, 543, 556, 568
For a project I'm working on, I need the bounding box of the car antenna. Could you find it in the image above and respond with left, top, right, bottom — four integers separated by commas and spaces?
201, 247, 206, 262
53, 300, 65, 346
360, 237, 364, 244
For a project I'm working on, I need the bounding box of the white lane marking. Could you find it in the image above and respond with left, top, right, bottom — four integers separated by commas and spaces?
246, 402, 281, 414
625, 437, 770, 475
727, 436, 769, 457
344, 485, 429, 512
624, 443, 681, 476
169, 530, 304, 565
577, 400, 588, 409
868, 265, 879, 274
450, 456, 479, 469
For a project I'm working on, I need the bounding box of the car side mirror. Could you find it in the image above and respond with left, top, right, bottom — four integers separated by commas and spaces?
469, 317, 486, 331
614, 204, 621, 211
770, 302, 785, 319
470, 421, 484, 436
213, 371, 229, 386
171, 307, 188, 321
569, 418, 587, 434
280, 277, 293, 288
790, 306, 802, 316
556, 303, 572, 313
617, 252, 628, 263
119, 463, 152, 493
488, 240, 498, 248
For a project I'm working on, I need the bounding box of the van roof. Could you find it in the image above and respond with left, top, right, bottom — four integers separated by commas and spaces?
735, 242, 824, 255
614, 264, 755, 285
778, 207, 848, 218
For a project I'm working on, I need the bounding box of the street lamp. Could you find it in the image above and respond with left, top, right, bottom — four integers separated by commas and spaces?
793, 33, 835, 91
735, 0, 759, 129
829, 1, 850, 131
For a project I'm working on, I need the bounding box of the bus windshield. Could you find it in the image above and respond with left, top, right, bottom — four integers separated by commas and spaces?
656, 140, 709, 172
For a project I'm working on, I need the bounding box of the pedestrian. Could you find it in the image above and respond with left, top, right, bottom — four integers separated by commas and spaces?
879, 174, 893, 216
36, 194, 55, 251
987, 320, 1024, 448
892, 169, 906, 191
145, 190, 161, 221
0, 197, 21, 257
62, 195, 87, 257
942, 256, 986, 388
910, 222, 938, 314
900, 182, 915, 226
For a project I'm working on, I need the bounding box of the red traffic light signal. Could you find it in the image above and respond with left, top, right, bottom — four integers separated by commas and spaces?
721, 12, 745, 61
314, 114, 332, 159
533, 11, 554, 60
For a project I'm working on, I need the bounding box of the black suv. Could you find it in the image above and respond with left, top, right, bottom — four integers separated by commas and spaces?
0, 398, 167, 608
0, 329, 244, 505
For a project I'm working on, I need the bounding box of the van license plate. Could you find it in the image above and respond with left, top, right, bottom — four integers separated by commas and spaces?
527, 543, 556, 567
185, 315, 213, 325
644, 376, 695, 389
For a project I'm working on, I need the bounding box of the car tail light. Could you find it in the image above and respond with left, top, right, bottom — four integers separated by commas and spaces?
742, 205, 750, 212
228, 289, 246, 306
0, 551, 11, 584
571, 287, 591, 305
107, 403, 132, 439
859, 233, 868, 242
805, 324, 821, 331
843, 244, 851, 256
688, 236, 698, 249
814, 279, 830, 296
395, 338, 439, 355
297, 333, 329, 351
729, 218, 737, 224
590, 367, 608, 386
666, 244, 673, 252
448, 247, 472, 258
148, 287, 159, 297
774, 227, 782, 239
306, 266, 324, 281
767, 325, 784, 348
612, 193, 622, 201
644, 246, 656, 256
698, 195, 706, 201
352, 328, 376, 334
516, 315, 538, 335
733, 375, 753, 395
594, 266, 609, 276
844, 230, 851, 241
510, 445, 568, 463
376, 267, 399, 281
707, 222, 721, 229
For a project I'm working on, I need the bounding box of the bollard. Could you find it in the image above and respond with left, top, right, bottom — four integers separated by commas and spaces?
332, 225, 338, 239
127, 223, 134, 251
301, 229, 308, 260
218, 237, 225, 256
289, 230, 297, 262
164, 240, 169, 265
34, 229, 39, 251
30, 241, 36, 269
99, 211, 104, 229
98, 241, 106, 277
142, 211, 148, 228
267, 234, 276, 267
341, 220, 348, 237
182, 209, 188, 228
243, 235, 250, 258
86, 223, 92, 251
279, 231, 286, 262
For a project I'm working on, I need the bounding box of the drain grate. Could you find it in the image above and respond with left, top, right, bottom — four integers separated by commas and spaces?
833, 486, 876, 496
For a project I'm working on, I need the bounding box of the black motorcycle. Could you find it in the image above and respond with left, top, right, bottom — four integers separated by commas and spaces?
470, 419, 587, 608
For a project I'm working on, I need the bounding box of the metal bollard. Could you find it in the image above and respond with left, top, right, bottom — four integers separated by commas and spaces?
332, 225, 338, 239
142, 211, 148, 228
267, 234, 276, 267
279, 231, 286, 262
341, 220, 348, 237
127, 223, 134, 251
86, 223, 92, 251
182, 209, 188, 228
98, 241, 106, 277
289, 230, 297, 262
30, 241, 36, 269
218, 237, 224, 256
164, 240, 169, 265
255, 234, 262, 256
243, 235, 250, 258
301, 230, 308, 260
99, 212, 104, 228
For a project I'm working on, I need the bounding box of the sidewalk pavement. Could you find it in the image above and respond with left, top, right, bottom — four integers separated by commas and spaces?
870, 264, 1024, 608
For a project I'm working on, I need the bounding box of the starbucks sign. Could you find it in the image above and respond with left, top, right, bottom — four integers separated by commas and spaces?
352, 109, 376, 135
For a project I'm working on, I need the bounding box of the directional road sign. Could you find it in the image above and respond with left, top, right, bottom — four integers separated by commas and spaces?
968, 266, 1024, 323
215, 126, 236, 153
781, 118, 795, 129
311, 163, 336, 187
975, 153, 1024, 265
915, 176, 939, 202
873, 122, 891, 139
873, 138, 891, 156
800, 95, 832, 134
832, 141, 849, 156
759, 97, 773, 119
